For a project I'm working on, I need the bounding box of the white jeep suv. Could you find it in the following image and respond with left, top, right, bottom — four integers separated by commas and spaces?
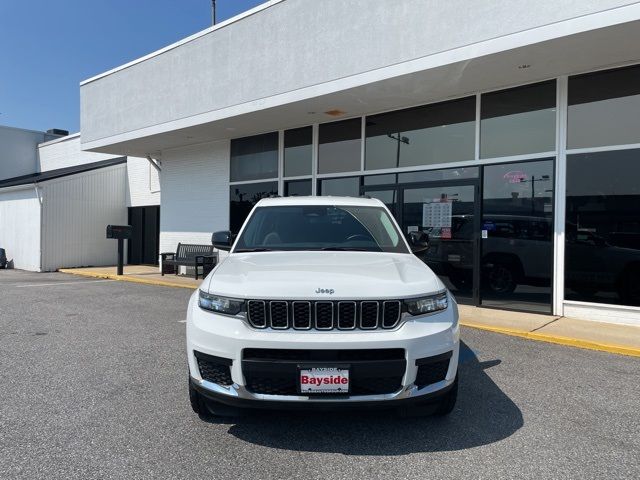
187, 196, 460, 417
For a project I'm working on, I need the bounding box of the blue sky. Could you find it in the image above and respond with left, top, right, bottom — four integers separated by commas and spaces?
0, 0, 266, 133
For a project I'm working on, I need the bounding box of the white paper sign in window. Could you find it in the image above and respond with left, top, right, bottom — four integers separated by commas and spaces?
422, 200, 452, 228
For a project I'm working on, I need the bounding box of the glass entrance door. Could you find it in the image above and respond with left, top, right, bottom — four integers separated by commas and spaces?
401, 183, 480, 304
480, 159, 554, 313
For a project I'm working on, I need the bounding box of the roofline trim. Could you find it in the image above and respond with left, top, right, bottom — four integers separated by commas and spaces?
38, 132, 81, 148
79, 0, 285, 87
0, 157, 126, 190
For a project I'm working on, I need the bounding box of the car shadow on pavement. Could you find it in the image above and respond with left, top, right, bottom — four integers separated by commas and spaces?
206, 341, 523, 455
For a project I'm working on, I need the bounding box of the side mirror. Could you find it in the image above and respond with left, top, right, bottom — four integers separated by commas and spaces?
212, 231, 234, 251
407, 230, 429, 253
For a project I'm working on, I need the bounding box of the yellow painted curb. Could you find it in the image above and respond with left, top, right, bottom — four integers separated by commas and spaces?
460, 321, 640, 358
58, 269, 198, 290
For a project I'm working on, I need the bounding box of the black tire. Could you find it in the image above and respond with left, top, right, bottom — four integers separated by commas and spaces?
449, 273, 472, 293
189, 378, 244, 418
433, 374, 458, 416
571, 285, 599, 297
487, 263, 517, 294
189, 379, 207, 416
618, 268, 640, 306
399, 374, 458, 417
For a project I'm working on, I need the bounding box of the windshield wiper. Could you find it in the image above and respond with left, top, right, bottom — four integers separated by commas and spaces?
234, 248, 273, 253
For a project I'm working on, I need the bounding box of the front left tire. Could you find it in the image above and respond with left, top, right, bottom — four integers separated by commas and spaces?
189, 377, 207, 416
433, 374, 458, 416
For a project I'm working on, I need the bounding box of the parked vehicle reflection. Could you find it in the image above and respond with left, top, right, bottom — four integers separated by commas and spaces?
565, 224, 640, 306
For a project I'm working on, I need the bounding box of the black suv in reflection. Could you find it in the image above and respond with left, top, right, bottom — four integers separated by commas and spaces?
565, 226, 640, 305
422, 215, 640, 305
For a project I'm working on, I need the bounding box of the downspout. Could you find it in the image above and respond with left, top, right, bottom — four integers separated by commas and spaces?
33, 182, 44, 272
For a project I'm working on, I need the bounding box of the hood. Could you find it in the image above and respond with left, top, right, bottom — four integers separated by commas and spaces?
204, 251, 444, 300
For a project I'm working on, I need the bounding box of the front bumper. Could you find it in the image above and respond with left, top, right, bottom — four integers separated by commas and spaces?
186, 291, 460, 406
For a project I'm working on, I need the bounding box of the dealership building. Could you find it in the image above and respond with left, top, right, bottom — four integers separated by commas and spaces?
0, 128, 160, 271
78, 0, 640, 325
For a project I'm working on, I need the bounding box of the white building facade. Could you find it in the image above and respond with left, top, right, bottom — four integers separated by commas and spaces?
79, 0, 640, 325
0, 130, 160, 271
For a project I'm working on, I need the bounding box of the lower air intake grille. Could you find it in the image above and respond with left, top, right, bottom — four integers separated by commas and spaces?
242, 348, 406, 396
414, 352, 452, 388
194, 351, 233, 387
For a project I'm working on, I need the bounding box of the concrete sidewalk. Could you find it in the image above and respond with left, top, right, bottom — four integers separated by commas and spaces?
59, 265, 202, 289
59, 266, 640, 357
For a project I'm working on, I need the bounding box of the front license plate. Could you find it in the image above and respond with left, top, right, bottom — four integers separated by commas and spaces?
299, 367, 350, 394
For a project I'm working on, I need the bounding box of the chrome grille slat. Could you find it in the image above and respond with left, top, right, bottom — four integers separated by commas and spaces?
269, 301, 289, 329
360, 301, 379, 329
337, 301, 357, 330
382, 300, 402, 329
247, 300, 267, 328
315, 302, 334, 330
292, 301, 312, 330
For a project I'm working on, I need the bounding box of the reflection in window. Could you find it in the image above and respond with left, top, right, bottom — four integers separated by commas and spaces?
230, 133, 278, 182
398, 166, 479, 183
568, 65, 640, 149
229, 181, 278, 233
284, 126, 312, 177
481, 159, 554, 313
565, 149, 640, 306
480, 81, 556, 159
318, 119, 362, 174
363, 174, 397, 186
284, 179, 312, 197
319, 176, 361, 197
366, 97, 475, 170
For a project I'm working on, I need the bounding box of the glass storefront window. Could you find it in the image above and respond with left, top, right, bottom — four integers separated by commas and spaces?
481, 159, 554, 313
318, 118, 362, 174
398, 166, 479, 184
318, 176, 361, 197
230, 133, 278, 182
365, 97, 475, 170
363, 174, 397, 186
480, 81, 556, 159
568, 65, 640, 149
565, 149, 640, 306
284, 179, 312, 197
229, 181, 278, 233
284, 126, 312, 177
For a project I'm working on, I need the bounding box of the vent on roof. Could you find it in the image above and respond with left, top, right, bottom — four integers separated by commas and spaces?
46, 129, 69, 136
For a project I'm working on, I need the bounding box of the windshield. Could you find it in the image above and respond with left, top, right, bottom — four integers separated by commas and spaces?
233, 205, 409, 253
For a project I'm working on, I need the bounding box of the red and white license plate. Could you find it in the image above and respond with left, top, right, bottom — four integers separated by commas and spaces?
299, 367, 350, 394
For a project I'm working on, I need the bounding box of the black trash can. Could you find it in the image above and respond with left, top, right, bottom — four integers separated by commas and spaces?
0, 248, 6, 269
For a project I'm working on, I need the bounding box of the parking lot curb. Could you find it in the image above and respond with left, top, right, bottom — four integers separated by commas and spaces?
460, 321, 640, 358
58, 269, 198, 290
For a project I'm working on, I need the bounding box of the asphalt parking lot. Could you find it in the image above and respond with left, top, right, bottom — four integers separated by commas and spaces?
1, 270, 638, 479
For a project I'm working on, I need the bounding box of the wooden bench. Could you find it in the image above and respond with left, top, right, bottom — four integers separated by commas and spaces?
160, 243, 218, 280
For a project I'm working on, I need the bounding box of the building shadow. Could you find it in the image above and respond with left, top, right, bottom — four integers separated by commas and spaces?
201, 341, 523, 455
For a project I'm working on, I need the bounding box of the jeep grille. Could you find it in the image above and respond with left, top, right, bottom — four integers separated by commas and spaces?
246, 300, 402, 331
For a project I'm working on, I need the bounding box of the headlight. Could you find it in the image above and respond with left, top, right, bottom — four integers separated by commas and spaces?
404, 291, 448, 315
198, 290, 244, 316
